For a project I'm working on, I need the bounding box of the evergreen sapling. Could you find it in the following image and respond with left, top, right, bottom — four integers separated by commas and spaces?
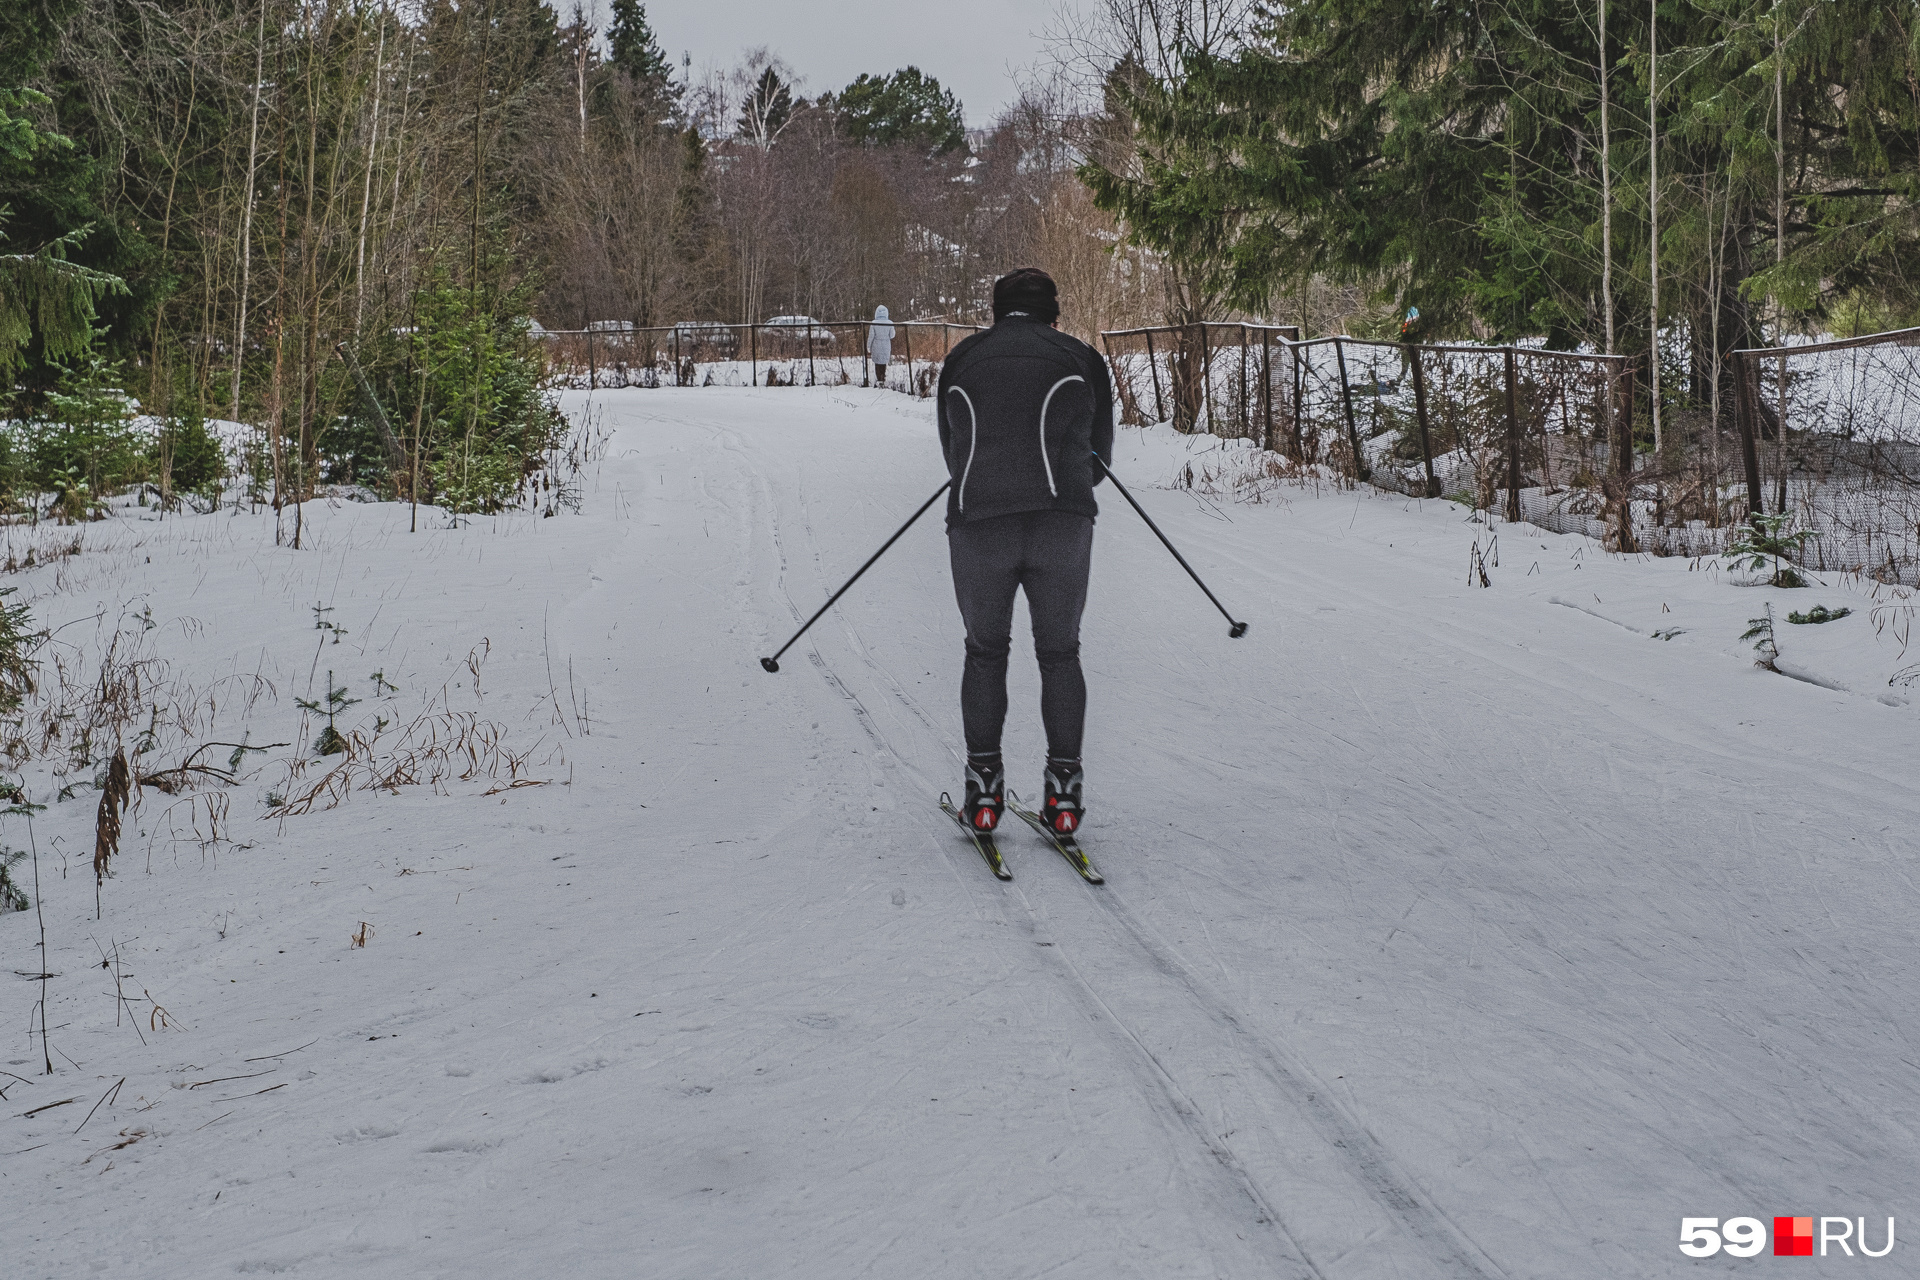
1742, 604, 1780, 670
298, 671, 360, 756
1725, 514, 1816, 587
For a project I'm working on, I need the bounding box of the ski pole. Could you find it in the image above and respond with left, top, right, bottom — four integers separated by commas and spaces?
760, 480, 952, 673
1098, 458, 1248, 638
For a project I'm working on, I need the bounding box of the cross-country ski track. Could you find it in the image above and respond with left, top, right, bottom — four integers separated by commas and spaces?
9, 384, 1916, 1278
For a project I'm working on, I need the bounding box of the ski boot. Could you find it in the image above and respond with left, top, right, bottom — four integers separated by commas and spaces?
963, 754, 1005, 832
1042, 758, 1085, 836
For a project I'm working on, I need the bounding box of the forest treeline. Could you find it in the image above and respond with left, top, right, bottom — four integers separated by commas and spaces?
1, 0, 1916, 510
0, 0, 1153, 512
1081, 0, 1918, 451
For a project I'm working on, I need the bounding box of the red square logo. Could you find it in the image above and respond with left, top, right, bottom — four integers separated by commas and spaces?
1774, 1216, 1814, 1256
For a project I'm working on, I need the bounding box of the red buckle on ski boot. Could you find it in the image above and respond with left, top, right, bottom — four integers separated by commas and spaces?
964, 756, 1004, 833
1043, 758, 1083, 837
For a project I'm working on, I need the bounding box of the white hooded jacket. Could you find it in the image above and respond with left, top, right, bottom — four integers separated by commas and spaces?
867, 305, 895, 366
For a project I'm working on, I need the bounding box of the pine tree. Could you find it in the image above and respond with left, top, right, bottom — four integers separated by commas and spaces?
837, 68, 966, 155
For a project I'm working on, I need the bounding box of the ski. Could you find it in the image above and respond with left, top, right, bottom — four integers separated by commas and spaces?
940, 792, 1012, 880
1007, 792, 1104, 884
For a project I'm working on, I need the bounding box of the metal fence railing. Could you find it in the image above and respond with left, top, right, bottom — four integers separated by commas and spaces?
547, 313, 1920, 580
1107, 324, 1639, 547
1101, 323, 1303, 445
1114, 322, 1920, 580
541, 321, 983, 394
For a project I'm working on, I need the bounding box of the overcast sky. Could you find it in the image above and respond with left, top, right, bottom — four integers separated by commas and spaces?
646, 0, 1061, 127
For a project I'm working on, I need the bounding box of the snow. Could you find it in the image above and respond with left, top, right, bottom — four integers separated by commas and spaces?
7, 385, 1917, 1277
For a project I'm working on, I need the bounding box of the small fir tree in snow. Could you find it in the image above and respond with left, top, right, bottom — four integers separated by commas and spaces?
298, 671, 360, 756
1741, 605, 1780, 670
0, 847, 27, 912
1725, 513, 1815, 588
0, 586, 39, 714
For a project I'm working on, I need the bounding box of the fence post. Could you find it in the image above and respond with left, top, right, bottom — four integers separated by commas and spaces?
750, 323, 757, 387
808, 323, 817, 387
1612, 358, 1640, 552
1504, 346, 1522, 522
588, 329, 597, 390
673, 326, 681, 385
1240, 324, 1251, 440
1732, 351, 1764, 519
1100, 331, 1125, 424
1332, 338, 1367, 481
1291, 341, 1305, 460
1145, 330, 1165, 421
1770, 355, 1787, 515
1198, 323, 1212, 434
1408, 344, 1439, 497
902, 324, 913, 392
1259, 329, 1273, 452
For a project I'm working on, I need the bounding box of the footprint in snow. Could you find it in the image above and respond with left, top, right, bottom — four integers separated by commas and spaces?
423, 1136, 500, 1154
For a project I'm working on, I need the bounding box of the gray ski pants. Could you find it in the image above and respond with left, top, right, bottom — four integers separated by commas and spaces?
947, 510, 1093, 760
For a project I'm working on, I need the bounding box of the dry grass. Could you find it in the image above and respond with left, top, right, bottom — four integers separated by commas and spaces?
142, 792, 232, 865
1168, 447, 1322, 505
270, 689, 554, 818
6, 604, 276, 770
1, 535, 84, 575
92, 748, 130, 893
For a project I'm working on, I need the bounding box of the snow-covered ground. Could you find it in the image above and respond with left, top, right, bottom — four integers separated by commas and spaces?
7, 385, 1916, 1277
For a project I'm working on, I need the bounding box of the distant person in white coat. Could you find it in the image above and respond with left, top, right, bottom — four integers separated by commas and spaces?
867, 305, 895, 386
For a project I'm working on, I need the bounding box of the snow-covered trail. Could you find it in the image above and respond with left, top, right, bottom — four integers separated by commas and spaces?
11, 385, 1916, 1278
554, 386, 1919, 1277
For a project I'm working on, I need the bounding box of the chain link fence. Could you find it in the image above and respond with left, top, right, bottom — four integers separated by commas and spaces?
541, 321, 982, 395
1731, 328, 1920, 582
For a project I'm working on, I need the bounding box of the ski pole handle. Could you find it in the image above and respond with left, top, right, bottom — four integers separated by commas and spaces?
760, 480, 952, 672
1098, 456, 1248, 638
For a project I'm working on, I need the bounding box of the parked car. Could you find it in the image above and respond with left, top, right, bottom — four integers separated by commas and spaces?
669, 321, 740, 357
759, 315, 835, 349
576, 322, 637, 353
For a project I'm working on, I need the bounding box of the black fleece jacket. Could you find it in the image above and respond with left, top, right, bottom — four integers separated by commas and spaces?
936, 315, 1114, 529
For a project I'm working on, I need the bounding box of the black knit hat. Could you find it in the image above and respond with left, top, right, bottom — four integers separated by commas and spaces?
992, 267, 1059, 324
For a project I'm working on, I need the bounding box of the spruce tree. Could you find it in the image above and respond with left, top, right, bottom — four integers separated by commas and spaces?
0, 0, 126, 387
1083, 0, 1918, 347
606, 0, 676, 102
736, 66, 793, 150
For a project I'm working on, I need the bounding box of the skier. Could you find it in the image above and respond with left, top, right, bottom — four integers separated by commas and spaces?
867, 304, 894, 386
938, 267, 1113, 839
